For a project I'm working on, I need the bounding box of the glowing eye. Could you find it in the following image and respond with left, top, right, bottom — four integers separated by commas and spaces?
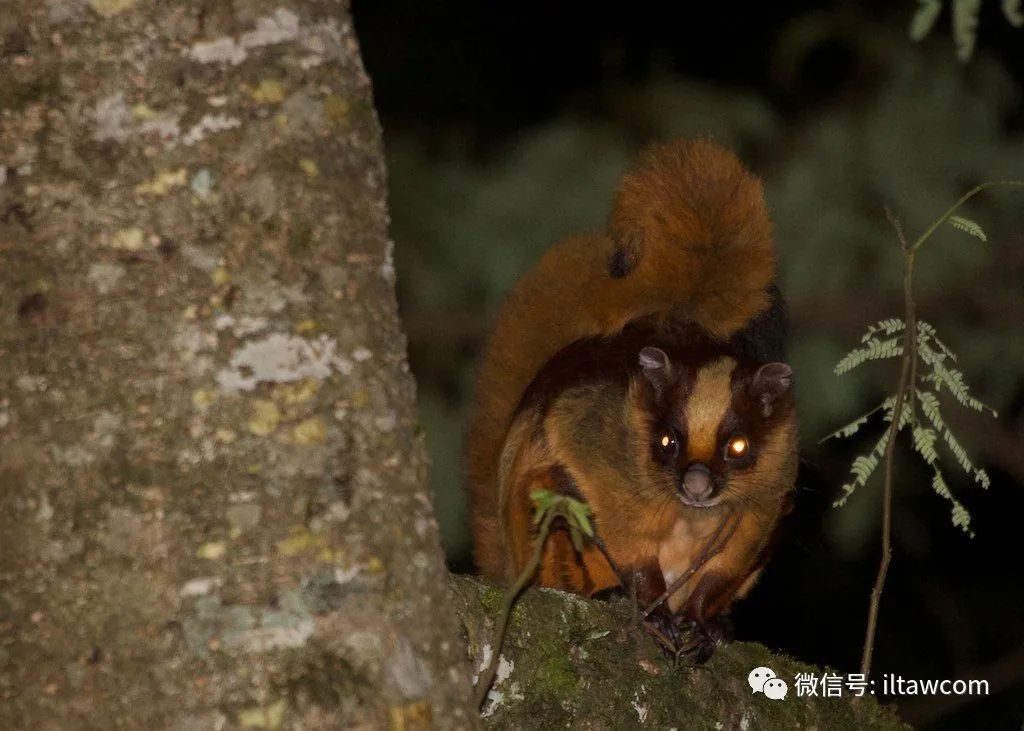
654, 429, 679, 461
726, 435, 749, 459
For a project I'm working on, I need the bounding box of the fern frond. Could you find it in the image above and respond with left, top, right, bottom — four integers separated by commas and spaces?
833, 426, 896, 507
820, 398, 893, 443
931, 467, 952, 499
917, 390, 992, 488
952, 503, 974, 535
1004, 0, 1024, 27
835, 337, 903, 375
880, 397, 913, 431
953, 0, 982, 61
918, 389, 942, 425
931, 468, 974, 535
947, 214, 987, 241
910, 0, 944, 40
942, 426, 991, 488
937, 365, 992, 413
916, 320, 958, 362
919, 342, 996, 414
895, 399, 913, 429
860, 318, 906, 344
912, 426, 940, 465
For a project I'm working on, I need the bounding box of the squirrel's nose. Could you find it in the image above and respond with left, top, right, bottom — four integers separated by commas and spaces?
682, 463, 713, 501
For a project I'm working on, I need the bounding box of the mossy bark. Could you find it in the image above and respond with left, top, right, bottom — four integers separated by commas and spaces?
453, 576, 908, 729
0, 1, 473, 727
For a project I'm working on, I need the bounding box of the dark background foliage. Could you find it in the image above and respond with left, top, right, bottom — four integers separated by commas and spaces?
354, 1, 1024, 727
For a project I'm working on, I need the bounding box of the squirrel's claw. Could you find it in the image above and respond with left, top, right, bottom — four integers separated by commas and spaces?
642, 612, 734, 667
642, 612, 684, 659
673, 615, 734, 666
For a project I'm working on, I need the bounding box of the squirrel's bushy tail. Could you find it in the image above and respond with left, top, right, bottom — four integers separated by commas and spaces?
467, 139, 776, 578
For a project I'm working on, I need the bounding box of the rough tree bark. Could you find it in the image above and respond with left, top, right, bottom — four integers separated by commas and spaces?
0, 2, 909, 729
0, 1, 473, 727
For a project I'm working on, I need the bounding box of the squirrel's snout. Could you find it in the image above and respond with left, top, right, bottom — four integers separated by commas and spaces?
681, 463, 714, 503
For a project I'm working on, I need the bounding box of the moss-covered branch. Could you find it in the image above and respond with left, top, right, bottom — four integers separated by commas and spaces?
452, 576, 907, 729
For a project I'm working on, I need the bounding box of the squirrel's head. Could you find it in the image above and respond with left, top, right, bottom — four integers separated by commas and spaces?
626, 346, 797, 510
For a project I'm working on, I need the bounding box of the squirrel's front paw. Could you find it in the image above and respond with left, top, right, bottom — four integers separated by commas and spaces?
676, 615, 734, 665
642, 612, 684, 659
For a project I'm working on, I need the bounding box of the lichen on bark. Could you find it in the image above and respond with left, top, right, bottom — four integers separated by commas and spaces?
0, 1, 472, 727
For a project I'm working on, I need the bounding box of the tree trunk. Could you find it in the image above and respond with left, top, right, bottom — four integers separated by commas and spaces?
0, 1, 474, 727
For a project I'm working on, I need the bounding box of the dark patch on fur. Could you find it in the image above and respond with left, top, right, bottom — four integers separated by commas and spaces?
686, 571, 740, 624
729, 285, 788, 363
608, 228, 644, 278
551, 464, 585, 502
515, 318, 719, 420
608, 242, 640, 278
627, 560, 670, 608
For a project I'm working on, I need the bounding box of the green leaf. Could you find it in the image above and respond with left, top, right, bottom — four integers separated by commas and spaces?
916, 320, 958, 362
931, 469, 974, 536
833, 427, 893, 507
834, 336, 903, 375
917, 390, 992, 488
1003, 0, 1024, 27
530, 490, 594, 542
931, 467, 953, 499
918, 343, 996, 414
820, 398, 893, 443
891, 399, 913, 430
952, 503, 974, 535
530, 489, 555, 505
918, 389, 943, 425
567, 499, 594, 537
568, 525, 585, 553
953, 0, 982, 61
860, 318, 906, 344
947, 214, 987, 241
912, 426, 940, 465
530, 489, 559, 525
910, 0, 944, 40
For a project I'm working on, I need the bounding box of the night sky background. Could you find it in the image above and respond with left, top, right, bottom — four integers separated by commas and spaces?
354, 2, 1024, 727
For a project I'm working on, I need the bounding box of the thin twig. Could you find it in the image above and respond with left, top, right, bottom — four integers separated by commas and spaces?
887, 208, 919, 425
910, 181, 1024, 255
639, 508, 739, 622
473, 509, 559, 709
859, 182, 1022, 676
861, 211, 918, 678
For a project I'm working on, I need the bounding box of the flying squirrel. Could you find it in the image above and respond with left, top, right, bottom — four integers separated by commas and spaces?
465, 138, 798, 661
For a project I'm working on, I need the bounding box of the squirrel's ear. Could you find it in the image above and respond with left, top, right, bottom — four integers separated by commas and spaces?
639, 346, 673, 393
750, 363, 793, 417
608, 229, 643, 278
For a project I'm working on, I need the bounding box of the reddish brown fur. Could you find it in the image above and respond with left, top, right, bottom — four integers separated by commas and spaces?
467, 139, 777, 582
608, 140, 776, 339
488, 333, 797, 622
